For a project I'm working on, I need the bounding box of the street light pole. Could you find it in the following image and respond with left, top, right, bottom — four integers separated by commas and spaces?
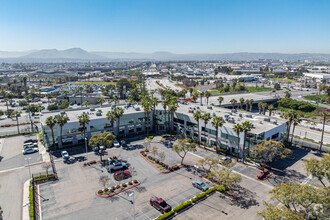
25, 157, 31, 179
194, 165, 199, 181
129, 192, 135, 220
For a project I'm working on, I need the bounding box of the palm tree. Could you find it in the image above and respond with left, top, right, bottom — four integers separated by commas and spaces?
242, 121, 253, 162
249, 99, 254, 112
281, 109, 298, 142
82, 101, 89, 107
211, 116, 224, 150
56, 115, 68, 148
78, 112, 90, 144
199, 91, 204, 105
106, 110, 116, 133
4, 98, 9, 117
202, 113, 211, 148
319, 112, 328, 152
258, 102, 263, 114
114, 107, 124, 136
151, 97, 159, 132
217, 96, 224, 106
268, 104, 274, 116
261, 103, 268, 115
46, 116, 57, 150
239, 97, 245, 109
193, 110, 202, 144
204, 91, 211, 106
230, 98, 237, 109
233, 123, 243, 161
192, 90, 199, 103
162, 95, 170, 132
290, 116, 301, 143
285, 91, 291, 98
77, 86, 84, 104
11, 110, 21, 134
142, 98, 152, 137
113, 97, 118, 105
245, 99, 250, 111
168, 99, 178, 134
98, 97, 105, 107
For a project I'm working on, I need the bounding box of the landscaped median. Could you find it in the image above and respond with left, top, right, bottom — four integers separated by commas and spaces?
155, 185, 226, 220
139, 150, 183, 173
96, 180, 140, 198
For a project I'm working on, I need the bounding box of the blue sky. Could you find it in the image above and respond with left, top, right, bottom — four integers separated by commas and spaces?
0, 0, 330, 53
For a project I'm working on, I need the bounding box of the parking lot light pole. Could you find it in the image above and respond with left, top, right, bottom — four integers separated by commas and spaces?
129, 192, 135, 220
194, 165, 199, 181
25, 157, 32, 179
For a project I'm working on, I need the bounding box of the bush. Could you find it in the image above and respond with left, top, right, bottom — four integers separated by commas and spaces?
196, 192, 206, 200
133, 180, 138, 184
116, 185, 120, 189
98, 190, 103, 194
33, 174, 56, 183
140, 150, 145, 155
112, 186, 116, 190
39, 131, 43, 142
104, 188, 109, 192
156, 159, 159, 163
145, 149, 149, 152
191, 197, 196, 203
128, 181, 133, 185
155, 211, 174, 220
245, 158, 252, 162
215, 185, 226, 192
122, 183, 127, 187
173, 200, 192, 213
205, 187, 216, 195
29, 185, 34, 219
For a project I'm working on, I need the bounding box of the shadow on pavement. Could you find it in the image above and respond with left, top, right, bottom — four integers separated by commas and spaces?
229, 185, 260, 209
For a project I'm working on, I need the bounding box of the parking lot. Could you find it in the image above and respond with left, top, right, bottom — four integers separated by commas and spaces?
0, 134, 42, 171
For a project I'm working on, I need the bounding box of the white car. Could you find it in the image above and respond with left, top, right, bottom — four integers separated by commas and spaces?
61, 150, 69, 159
22, 148, 38, 155
220, 156, 232, 164
113, 140, 120, 148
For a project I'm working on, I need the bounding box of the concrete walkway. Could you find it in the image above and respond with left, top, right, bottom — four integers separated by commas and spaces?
22, 179, 30, 220
38, 135, 50, 163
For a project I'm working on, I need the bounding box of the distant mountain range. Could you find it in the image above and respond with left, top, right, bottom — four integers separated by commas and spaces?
0, 48, 330, 62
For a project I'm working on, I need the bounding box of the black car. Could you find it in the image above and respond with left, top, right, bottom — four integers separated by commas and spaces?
24, 139, 38, 144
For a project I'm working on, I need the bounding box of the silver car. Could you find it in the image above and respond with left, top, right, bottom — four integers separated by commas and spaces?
22, 148, 39, 155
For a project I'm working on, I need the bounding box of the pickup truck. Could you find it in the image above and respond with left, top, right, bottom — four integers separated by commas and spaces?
107, 160, 127, 172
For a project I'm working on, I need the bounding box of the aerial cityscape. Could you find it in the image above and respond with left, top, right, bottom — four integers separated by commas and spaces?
0, 0, 329, 220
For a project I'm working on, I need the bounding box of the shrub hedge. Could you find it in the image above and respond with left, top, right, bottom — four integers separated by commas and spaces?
155, 211, 174, 220
33, 174, 55, 183
173, 200, 192, 213
195, 192, 206, 200
29, 184, 34, 219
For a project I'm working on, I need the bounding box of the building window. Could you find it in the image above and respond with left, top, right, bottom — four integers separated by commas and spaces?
271, 133, 279, 139
173, 118, 184, 125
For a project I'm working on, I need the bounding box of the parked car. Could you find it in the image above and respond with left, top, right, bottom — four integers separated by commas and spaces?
23, 143, 38, 149
257, 163, 271, 170
113, 170, 131, 180
24, 139, 38, 144
220, 156, 232, 164
61, 150, 69, 159
22, 148, 38, 155
257, 169, 270, 180
107, 160, 127, 172
113, 140, 120, 148
192, 180, 209, 191
150, 197, 172, 213
121, 140, 126, 147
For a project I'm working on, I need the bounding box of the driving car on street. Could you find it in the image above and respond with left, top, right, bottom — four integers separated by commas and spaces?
150, 197, 172, 213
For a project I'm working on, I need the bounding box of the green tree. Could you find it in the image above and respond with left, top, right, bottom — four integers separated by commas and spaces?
192, 89, 199, 102
142, 98, 152, 137
46, 116, 57, 150
233, 123, 243, 160
98, 97, 105, 107
199, 91, 204, 105
207, 164, 242, 189
197, 157, 219, 173
230, 98, 237, 109
114, 107, 124, 136
274, 83, 281, 90
261, 102, 268, 115
82, 101, 90, 107
290, 115, 301, 143
202, 113, 211, 148
56, 115, 68, 148
89, 132, 116, 161
151, 97, 159, 132
4, 98, 9, 117
239, 97, 245, 109
172, 138, 197, 165
76, 86, 84, 104
204, 91, 211, 105
78, 112, 90, 144
303, 154, 329, 187
253, 140, 291, 163
258, 201, 304, 220
211, 116, 224, 150
241, 121, 253, 162
106, 110, 116, 134
285, 91, 291, 98
268, 104, 274, 116
258, 102, 263, 114
11, 110, 21, 134
193, 110, 202, 144
168, 99, 178, 134
217, 96, 224, 106
249, 99, 254, 112
281, 109, 298, 142
320, 112, 329, 152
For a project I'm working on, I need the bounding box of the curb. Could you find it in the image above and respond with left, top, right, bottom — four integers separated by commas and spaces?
24, 161, 45, 167
96, 181, 140, 198
139, 152, 184, 174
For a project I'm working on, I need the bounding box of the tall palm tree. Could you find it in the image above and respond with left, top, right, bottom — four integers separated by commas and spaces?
239, 97, 245, 109
114, 107, 124, 136
4, 98, 9, 117
261, 103, 268, 115
77, 86, 84, 104
320, 112, 328, 152
249, 99, 254, 112
268, 104, 274, 116
192, 90, 199, 103
98, 97, 105, 107
202, 113, 211, 148
162, 95, 170, 132
245, 99, 250, 111
204, 91, 211, 106
211, 116, 224, 149
193, 110, 202, 144
56, 115, 68, 148
217, 96, 224, 106
258, 102, 263, 114
230, 98, 237, 109
168, 99, 178, 134
46, 116, 57, 150
106, 110, 116, 133
242, 121, 253, 162
151, 97, 159, 132
233, 123, 243, 161
11, 110, 21, 134
78, 112, 90, 144
290, 116, 301, 143
199, 91, 204, 105
281, 109, 298, 142
142, 98, 152, 137
82, 101, 89, 107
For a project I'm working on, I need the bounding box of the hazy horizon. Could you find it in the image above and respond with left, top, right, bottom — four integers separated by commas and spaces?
1, 0, 330, 53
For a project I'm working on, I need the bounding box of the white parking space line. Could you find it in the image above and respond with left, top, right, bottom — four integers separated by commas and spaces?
136, 207, 152, 220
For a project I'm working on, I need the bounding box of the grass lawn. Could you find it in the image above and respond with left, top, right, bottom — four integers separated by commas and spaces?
269, 78, 295, 82
277, 105, 324, 119
246, 87, 273, 92
74, 81, 116, 85
304, 94, 330, 106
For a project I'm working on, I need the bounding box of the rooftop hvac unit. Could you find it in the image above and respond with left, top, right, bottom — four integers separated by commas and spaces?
61, 111, 65, 115
188, 109, 194, 113
97, 109, 102, 113
224, 114, 229, 118
263, 117, 271, 122
90, 108, 95, 111
96, 112, 102, 116
135, 107, 141, 111
245, 114, 252, 118
231, 109, 237, 113
207, 106, 212, 110
239, 114, 242, 117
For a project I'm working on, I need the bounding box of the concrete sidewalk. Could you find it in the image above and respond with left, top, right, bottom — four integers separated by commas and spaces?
22, 179, 30, 220
38, 135, 50, 163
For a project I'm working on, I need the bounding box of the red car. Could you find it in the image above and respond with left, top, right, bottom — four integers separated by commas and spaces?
113, 170, 131, 180
150, 197, 172, 213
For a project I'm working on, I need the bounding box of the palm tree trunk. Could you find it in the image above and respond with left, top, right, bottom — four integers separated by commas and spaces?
320, 117, 326, 152
60, 126, 63, 150
197, 121, 200, 146
237, 136, 240, 161
146, 113, 149, 137
287, 122, 291, 142
250, 103, 252, 112
216, 129, 219, 150
117, 118, 120, 136
291, 124, 296, 143
16, 116, 20, 134
51, 127, 55, 150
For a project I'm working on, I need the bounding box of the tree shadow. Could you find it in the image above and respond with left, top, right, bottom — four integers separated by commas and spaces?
229, 185, 260, 209
106, 196, 120, 203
